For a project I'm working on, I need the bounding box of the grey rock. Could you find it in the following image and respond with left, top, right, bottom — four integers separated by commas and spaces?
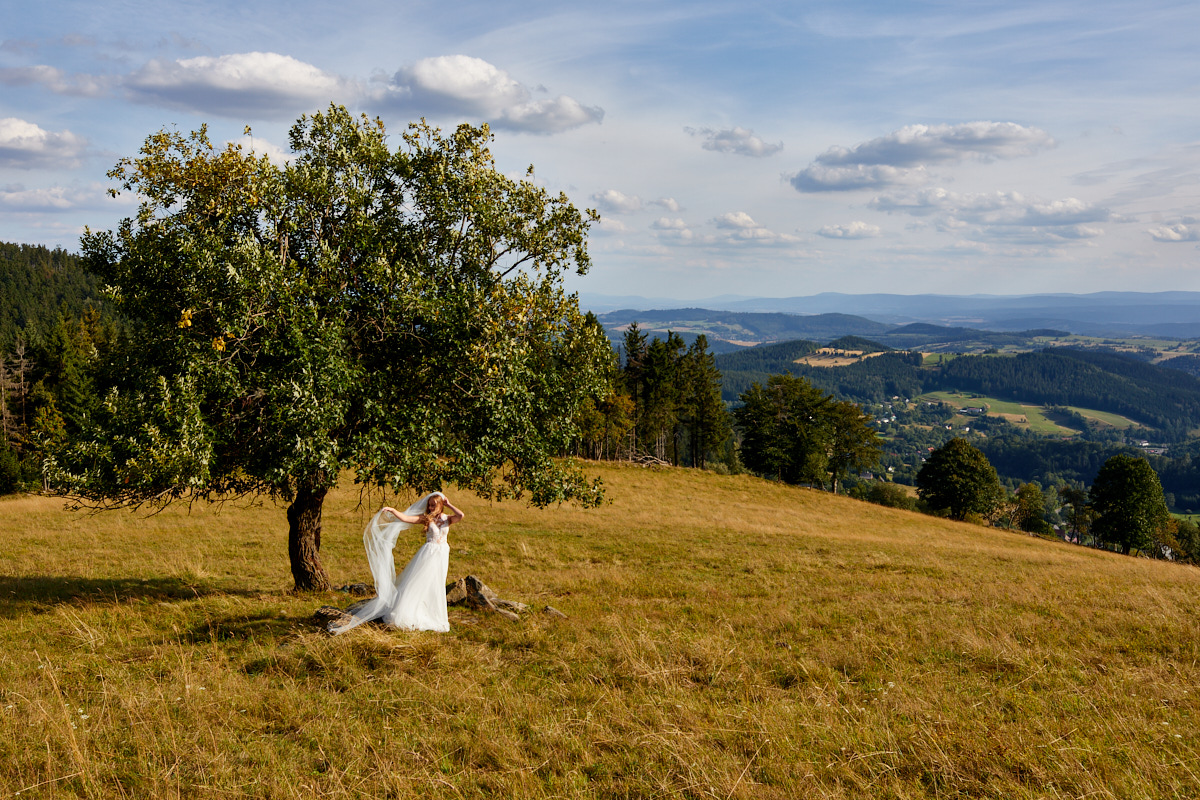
313, 605, 356, 630
446, 575, 521, 621
495, 599, 529, 614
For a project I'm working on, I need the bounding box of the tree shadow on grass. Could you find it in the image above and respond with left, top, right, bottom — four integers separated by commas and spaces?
0, 575, 257, 618
186, 612, 311, 645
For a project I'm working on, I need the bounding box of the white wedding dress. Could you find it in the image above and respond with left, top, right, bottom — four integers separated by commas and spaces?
384, 516, 450, 631
328, 493, 451, 635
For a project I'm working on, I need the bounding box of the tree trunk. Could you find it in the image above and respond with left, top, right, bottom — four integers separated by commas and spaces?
287, 483, 331, 592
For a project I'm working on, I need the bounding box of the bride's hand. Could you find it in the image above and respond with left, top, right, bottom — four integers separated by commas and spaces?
442, 499, 465, 524
384, 506, 423, 524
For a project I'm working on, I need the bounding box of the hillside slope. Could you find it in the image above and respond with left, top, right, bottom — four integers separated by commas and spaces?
2, 463, 1198, 797
0, 241, 106, 349
716, 342, 1200, 436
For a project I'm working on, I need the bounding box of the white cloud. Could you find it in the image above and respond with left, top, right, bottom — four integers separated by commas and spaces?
686, 126, 782, 157
650, 217, 693, 240
707, 212, 801, 246
818, 221, 882, 239
870, 188, 1114, 247
712, 211, 760, 229
591, 189, 643, 213
125, 52, 353, 118
818, 122, 1053, 167
792, 163, 929, 192
230, 134, 292, 164
2, 52, 602, 133
595, 217, 628, 233
0, 39, 38, 56
0, 118, 88, 169
1147, 219, 1200, 242
0, 64, 111, 97
651, 217, 689, 229
981, 225, 1106, 243
0, 182, 109, 211
379, 55, 602, 134
650, 197, 681, 212
871, 188, 1112, 227
791, 121, 1053, 192
499, 95, 603, 133
1019, 197, 1111, 227
386, 55, 524, 116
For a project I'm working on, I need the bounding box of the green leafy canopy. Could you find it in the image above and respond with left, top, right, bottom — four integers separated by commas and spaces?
51, 106, 610, 512
916, 437, 1004, 520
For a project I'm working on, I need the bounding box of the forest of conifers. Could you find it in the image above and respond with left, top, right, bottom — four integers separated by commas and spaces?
5, 237, 1200, 513
0, 242, 102, 352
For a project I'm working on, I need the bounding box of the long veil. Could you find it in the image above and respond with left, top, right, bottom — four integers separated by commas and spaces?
328, 491, 444, 635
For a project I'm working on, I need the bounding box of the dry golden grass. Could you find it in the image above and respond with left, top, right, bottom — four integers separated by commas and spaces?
2, 463, 1199, 798
794, 349, 888, 368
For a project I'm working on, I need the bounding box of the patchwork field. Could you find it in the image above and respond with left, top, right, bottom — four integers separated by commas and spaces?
921, 391, 1144, 436
2, 464, 1198, 798
793, 348, 889, 368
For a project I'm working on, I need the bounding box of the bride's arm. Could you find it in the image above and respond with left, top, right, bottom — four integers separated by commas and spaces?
442, 499, 465, 525
382, 506, 422, 524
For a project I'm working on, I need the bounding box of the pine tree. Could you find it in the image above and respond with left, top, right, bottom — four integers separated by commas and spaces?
641, 332, 685, 463
681, 335, 730, 470
621, 322, 648, 452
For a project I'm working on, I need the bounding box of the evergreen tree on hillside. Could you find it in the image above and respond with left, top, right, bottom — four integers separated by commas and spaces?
621, 322, 648, 451
1059, 486, 1095, 544
0, 242, 108, 352
679, 335, 731, 470
641, 332, 685, 463
1013, 482, 1052, 534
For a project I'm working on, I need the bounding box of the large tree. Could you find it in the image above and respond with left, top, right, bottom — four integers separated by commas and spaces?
640, 332, 685, 463
1090, 454, 1170, 555
916, 437, 1003, 520
825, 399, 881, 494
735, 374, 834, 487
50, 106, 611, 591
679, 335, 730, 471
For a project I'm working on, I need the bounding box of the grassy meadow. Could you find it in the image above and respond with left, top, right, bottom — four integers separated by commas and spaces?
920, 391, 1148, 436
2, 463, 1199, 798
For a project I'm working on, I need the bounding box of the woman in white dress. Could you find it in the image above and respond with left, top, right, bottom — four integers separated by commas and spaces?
328, 492, 464, 634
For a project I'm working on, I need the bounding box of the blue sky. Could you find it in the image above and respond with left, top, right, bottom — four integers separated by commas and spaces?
3, 0, 1199, 298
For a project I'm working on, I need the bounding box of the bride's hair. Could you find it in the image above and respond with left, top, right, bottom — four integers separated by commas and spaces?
417, 494, 445, 527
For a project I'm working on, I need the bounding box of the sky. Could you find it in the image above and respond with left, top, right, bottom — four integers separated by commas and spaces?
2, 0, 1199, 300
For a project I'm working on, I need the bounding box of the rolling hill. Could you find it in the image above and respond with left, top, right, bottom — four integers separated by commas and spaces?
2, 463, 1197, 797
714, 340, 1200, 438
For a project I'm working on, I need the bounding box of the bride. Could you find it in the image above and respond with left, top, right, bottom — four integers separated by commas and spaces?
328, 492, 464, 634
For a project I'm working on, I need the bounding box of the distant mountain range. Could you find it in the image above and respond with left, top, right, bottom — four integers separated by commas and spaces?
594, 307, 1071, 354
582, 291, 1200, 339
